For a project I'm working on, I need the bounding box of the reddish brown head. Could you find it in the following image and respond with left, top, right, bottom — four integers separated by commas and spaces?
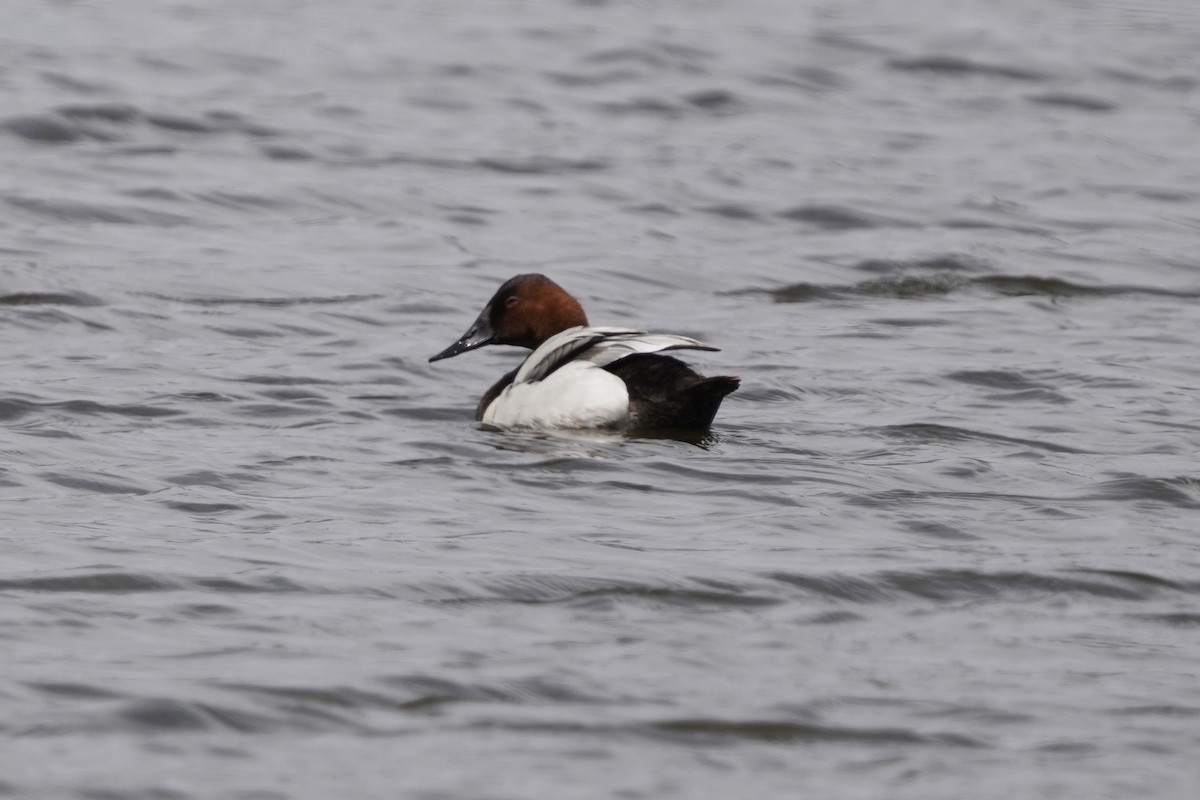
429, 274, 589, 362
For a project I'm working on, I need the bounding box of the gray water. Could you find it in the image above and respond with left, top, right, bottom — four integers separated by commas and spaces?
3, 1, 1200, 797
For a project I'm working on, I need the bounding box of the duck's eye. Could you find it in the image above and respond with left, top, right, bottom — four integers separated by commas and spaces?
505, 296, 520, 308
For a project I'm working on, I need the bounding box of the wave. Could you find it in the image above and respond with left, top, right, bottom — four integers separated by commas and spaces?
738, 274, 1200, 303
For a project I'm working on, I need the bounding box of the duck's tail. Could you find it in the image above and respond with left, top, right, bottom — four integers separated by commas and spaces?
605, 354, 739, 430
680, 374, 740, 429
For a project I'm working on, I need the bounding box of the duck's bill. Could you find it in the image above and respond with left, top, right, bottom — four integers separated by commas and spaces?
429, 309, 494, 362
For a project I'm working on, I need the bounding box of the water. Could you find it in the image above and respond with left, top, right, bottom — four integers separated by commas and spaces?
3, 0, 1200, 797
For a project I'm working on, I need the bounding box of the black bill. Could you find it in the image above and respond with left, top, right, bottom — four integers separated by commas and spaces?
428, 306, 495, 362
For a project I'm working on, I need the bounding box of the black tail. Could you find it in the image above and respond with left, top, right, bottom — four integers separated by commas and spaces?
605, 354, 739, 430
679, 374, 740, 429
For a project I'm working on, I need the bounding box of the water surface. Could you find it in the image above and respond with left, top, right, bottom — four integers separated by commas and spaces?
3, 1, 1200, 798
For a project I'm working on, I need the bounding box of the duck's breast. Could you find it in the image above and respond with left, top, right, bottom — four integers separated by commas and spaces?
482, 361, 630, 429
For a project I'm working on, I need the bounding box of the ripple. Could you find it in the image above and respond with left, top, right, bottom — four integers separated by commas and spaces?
141, 293, 382, 307
117, 698, 273, 734
155, 673, 621, 734
489, 717, 983, 747
897, 520, 978, 541
228, 674, 601, 716
190, 576, 314, 594
1100, 67, 1197, 91
261, 143, 316, 161
118, 699, 217, 732
1131, 613, 1200, 629
943, 371, 1073, 404
1085, 475, 1200, 509
0, 292, 104, 307
643, 717, 982, 747
945, 370, 1050, 390
1, 104, 275, 146
0, 397, 181, 420
232, 374, 338, 386
740, 282, 837, 302
975, 275, 1145, 298
1027, 92, 1118, 112
752, 65, 847, 94
1109, 704, 1200, 717
143, 113, 218, 134
55, 103, 149, 123
888, 55, 1048, 81
25, 682, 126, 700
584, 42, 714, 71
0, 572, 321, 595
768, 568, 1195, 603
2, 113, 107, 143
739, 273, 1200, 303
193, 191, 296, 212
3, 195, 191, 226
224, 682, 446, 717
160, 501, 245, 514
474, 156, 608, 174
40, 72, 114, 94
427, 574, 779, 608
58, 399, 181, 418
777, 204, 916, 230
853, 255, 984, 274
682, 88, 743, 112
699, 203, 763, 221
40, 472, 152, 495
596, 97, 684, 117
380, 674, 588, 706
544, 68, 641, 87
871, 422, 1085, 454
853, 274, 966, 298
0, 572, 181, 593
0, 307, 113, 332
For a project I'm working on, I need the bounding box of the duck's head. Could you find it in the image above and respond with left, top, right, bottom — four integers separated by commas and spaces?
429, 273, 589, 362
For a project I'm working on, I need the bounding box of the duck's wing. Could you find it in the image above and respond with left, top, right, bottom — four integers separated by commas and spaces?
514, 327, 637, 384
585, 332, 719, 368
514, 327, 719, 385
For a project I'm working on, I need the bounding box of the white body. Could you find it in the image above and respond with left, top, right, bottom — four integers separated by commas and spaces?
483, 360, 630, 428
481, 326, 717, 430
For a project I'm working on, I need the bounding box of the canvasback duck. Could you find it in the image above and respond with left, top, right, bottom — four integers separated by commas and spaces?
429, 274, 739, 430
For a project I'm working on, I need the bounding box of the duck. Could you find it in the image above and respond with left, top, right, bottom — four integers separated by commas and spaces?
429, 274, 739, 430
